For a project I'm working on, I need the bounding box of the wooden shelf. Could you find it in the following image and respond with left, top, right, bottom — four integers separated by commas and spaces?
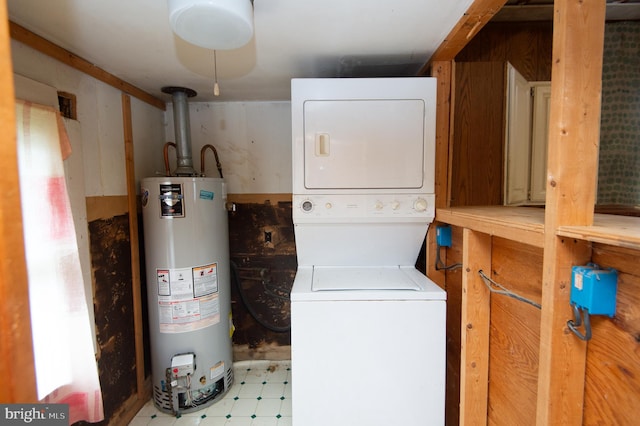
557, 214, 640, 251
436, 206, 640, 251
436, 206, 545, 247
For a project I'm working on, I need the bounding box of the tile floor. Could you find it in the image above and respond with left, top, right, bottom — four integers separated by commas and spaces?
130, 360, 292, 426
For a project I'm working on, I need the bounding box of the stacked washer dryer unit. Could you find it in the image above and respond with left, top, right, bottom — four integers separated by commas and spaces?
142, 87, 233, 416
290, 78, 446, 426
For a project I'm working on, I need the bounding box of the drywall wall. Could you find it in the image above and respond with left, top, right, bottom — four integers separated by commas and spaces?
164, 101, 291, 194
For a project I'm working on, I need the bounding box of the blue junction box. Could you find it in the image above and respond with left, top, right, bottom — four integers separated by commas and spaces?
436, 225, 452, 248
570, 264, 618, 317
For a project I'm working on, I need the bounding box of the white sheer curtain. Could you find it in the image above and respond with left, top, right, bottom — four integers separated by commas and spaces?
15, 99, 104, 423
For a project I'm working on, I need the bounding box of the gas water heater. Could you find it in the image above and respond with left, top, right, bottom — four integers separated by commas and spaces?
141, 87, 233, 415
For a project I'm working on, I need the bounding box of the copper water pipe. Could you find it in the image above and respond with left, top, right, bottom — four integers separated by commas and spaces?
163, 142, 176, 176
200, 144, 224, 178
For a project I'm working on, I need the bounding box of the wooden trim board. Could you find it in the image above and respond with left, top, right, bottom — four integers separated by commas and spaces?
0, 0, 37, 402
122, 94, 146, 400
9, 21, 165, 111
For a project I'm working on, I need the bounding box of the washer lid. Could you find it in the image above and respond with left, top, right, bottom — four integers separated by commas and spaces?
290, 266, 446, 301
312, 266, 421, 291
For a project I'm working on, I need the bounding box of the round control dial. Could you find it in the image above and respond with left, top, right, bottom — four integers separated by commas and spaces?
413, 197, 428, 212
301, 200, 314, 212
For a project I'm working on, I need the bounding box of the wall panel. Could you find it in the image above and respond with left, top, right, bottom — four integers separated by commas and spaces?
584, 244, 640, 425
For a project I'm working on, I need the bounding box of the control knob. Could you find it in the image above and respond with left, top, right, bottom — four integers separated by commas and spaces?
413, 198, 428, 212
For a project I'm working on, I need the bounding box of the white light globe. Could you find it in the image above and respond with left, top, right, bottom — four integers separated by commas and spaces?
168, 0, 254, 50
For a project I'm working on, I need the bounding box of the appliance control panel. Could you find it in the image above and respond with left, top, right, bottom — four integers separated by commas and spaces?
293, 194, 435, 222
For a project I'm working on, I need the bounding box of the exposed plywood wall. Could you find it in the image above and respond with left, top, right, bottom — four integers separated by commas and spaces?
456, 22, 553, 82
450, 22, 553, 207
443, 229, 543, 426
488, 238, 542, 426
451, 61, 506, 206
584, 244, 640, 425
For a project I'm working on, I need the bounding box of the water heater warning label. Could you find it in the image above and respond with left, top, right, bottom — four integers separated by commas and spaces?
156, 263, 221, 333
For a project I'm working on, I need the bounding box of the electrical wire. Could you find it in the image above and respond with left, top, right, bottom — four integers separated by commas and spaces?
435, 245, 462, 271
478, 269, 542, 310
231, 261, 291, 333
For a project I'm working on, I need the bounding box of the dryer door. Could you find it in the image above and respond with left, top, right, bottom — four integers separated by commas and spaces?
303, 99, 425, 190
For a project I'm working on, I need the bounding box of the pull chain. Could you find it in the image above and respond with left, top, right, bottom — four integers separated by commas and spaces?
213, 50, 220, 96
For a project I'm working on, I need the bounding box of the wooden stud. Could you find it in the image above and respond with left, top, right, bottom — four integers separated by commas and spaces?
0, 0, 38, 402
121, 94, 146, 401
10, 22, 165, 111
537, 0, 606, 425
459, 229, 491, 426
425, 60, 454, 286
431, 61, 454, 210
420, 0, 508, 70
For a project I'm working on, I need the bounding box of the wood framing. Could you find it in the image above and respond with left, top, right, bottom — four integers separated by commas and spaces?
0, 0, 37, 402
537, 1, 607, 424
121, 94, 147, 402
9, 22, 165, 111
420, 0, 508, 72
431, 61, 454, 209
459, 229, 491, 426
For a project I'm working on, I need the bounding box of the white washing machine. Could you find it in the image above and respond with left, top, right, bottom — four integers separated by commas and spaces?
290, 78, 446, 426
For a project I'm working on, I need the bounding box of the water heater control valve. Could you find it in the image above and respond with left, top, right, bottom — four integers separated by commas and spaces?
171, 353, 195, 378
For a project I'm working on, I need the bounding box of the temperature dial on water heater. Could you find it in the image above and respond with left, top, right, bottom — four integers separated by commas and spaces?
413, 197, 428, 212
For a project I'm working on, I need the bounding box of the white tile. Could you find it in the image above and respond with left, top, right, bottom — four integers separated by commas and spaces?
231, 399, 258, 417
254, 399, 281, 417
243, 368, 270, 384
237, 383, 263, 399
129, 417, 151, 426
251, 418, 279, 426
278, 400, 291, 417
276, 417, 292, 426
204, 398, 235, 418
147, 416, 177, 425
226, 381, 244, 398
174, 415, 204, 426
199, 416, 227, 426
179, 408, 209, 418
261, 384, 285, 399
224, 417, 253, 425
264, 365, 289, 383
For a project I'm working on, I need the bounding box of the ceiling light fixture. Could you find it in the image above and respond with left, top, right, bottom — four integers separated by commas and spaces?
168, 0, 254, 50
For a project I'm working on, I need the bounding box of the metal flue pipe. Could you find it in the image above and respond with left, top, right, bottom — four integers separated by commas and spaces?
162, 86, 198, 176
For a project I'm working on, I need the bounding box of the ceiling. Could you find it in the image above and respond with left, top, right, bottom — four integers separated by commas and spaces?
6, 0, 476, 103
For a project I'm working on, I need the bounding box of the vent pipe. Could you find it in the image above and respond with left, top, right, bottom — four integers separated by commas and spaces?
162, 86, 197, 176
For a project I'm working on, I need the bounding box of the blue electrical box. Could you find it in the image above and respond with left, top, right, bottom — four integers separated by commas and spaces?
570, 264, 618, 317
436, 225, 452, 248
